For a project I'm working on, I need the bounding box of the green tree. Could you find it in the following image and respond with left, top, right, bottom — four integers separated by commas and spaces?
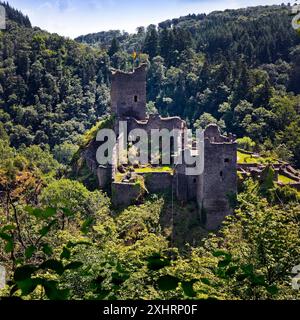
143, 25, 159, 59
108, 37, 120, 57
236, 137, 256, 152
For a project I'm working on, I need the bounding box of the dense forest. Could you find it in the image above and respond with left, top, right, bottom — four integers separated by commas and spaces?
0, 2, 300, 300
78, 4, 300, 166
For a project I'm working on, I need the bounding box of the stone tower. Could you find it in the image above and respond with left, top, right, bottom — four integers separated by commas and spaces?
197, 124, 237, 230
111, 64, 147, 120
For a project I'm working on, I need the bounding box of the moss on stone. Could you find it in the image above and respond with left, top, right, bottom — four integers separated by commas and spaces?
71, 115, 116, 189
79, 114, 115, 149
134, 175, 148, 195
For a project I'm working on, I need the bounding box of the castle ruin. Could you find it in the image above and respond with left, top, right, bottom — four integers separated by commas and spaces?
95, 64, 238, 231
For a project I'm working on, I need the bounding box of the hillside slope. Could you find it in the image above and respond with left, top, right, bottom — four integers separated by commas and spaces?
76, 4, 300, 167
0, 4, 300, 167
0, 2, 111, 148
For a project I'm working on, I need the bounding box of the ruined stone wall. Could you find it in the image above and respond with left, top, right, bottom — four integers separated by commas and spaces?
187, 175, 198, 200
175, 173, 189, 202
116, 114, 187, 166
127, 114, 186, 133
80, 140, 112, 190
286, 165, 300, 177
112, 182, 141, 207
286, 183, 300, 191
204, 125, 233, 143
97, 166, 112, 189
111, 64, 147, 120
81, 142, 99, 175
174, 164, 198, 203
279, 167, 300, 182
141, 172, 173, 194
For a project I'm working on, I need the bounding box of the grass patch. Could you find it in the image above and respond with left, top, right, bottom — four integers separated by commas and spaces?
115, 166, 173, 182
237, 151, 277, 164
79, 115, 115, 149
115, 172, 125, 183
134, 166, 173, 174
278, 174, 298, 184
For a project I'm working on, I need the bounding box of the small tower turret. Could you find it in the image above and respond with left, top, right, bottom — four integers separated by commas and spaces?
111, 64, 147, 120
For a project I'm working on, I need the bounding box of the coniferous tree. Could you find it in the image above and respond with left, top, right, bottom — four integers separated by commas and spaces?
108, 37, 120, 57
143, 25, 159, 59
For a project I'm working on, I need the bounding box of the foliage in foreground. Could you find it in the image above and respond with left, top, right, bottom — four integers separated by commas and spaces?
1, 165, 299, 300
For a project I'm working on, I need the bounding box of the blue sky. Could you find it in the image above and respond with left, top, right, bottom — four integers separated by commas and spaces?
7, 0, 286, 38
